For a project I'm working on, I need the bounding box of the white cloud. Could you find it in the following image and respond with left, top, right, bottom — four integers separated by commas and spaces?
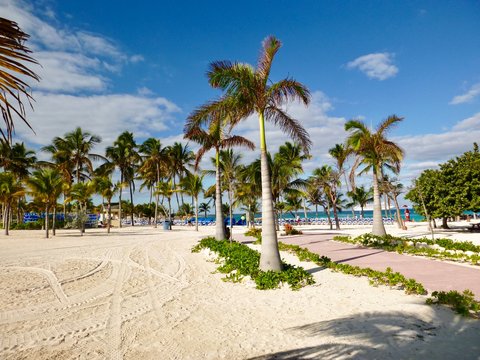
0, 0, 143, 95
17, 93, 181, 148
450, 83, 480, 105
34, 51, 107, 92
395, 112, 480, 181
347, 53, 398, 80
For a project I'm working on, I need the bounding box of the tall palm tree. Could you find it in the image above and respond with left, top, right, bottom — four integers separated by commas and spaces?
0, 172, 24, 235
184, 111, 254, 240
0, 17, 40, 144
155, 179, 175, 228
311, 165, 342, 230
70, 181, 95, 235
199, 202, 210, 219
216, 149, 243, 238
26, 168, 64, 237
46, 128, 103, 184
139, 138, 168, 228
347, 185, 373, 218
93, 175, 118, 233
0, 140, 37, 179
180, 173, 204, 231
167, 142, 195, 209
345, 115, 404, 236
305, 181, 325, 220
329, 143, 354, 215
382, 177, 406, 230
204, 36, 311, 271
106, 131, 140, 227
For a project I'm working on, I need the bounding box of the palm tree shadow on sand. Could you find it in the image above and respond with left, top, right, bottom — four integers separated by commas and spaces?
248, 310, 480, 359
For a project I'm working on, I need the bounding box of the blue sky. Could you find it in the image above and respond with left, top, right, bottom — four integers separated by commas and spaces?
2, 0, 480, 204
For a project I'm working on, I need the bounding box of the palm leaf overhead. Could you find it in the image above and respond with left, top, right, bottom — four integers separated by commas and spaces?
0, 17, 40, 143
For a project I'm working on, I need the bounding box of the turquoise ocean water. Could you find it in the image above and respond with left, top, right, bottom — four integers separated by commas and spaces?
200, 209, 423, 222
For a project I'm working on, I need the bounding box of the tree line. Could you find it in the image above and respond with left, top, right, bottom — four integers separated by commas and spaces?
1, 20, 408, 272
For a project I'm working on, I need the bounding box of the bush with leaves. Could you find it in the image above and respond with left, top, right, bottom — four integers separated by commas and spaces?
283, 223, 303, 235
333, 234, 480, 265
426, 290, 480, 317
192, 237, 314, 290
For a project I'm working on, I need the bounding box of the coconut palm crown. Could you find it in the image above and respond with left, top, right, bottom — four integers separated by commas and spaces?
345, 115, 404, 236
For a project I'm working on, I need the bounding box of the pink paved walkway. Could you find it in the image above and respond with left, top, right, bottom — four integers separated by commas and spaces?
237, 232, 480, 300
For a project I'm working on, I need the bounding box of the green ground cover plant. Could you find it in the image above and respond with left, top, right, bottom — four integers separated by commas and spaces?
192, 237, 314, 290
427, 290, 480, 317
333, 234, 480, 265
246, 231, 480, 317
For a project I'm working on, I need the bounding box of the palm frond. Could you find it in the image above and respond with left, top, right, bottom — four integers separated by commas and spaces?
256, 36, 281, 83
264, 106, 311, 153
267, 78, 310, 106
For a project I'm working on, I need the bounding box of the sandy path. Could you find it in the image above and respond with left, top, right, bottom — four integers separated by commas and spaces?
0, 226, 479, 359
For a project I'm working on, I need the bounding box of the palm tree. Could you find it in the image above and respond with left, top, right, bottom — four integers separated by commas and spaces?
0, 18, 40, 144
180, 172, 204, 231
106, 131, 140, 227
185, 110, 254, 240
26, 168, 64, 237
345, 115, 404, 236
204, 36, 311, 271
139, 138, 168, 228
93, 175, 118, 233
217, 149, 243, 238
0, 172, 24, 235
70, 181, 95, 235
347, 185, 373, 218
382, 177, 406, 230
329, 143, 354, 215
305, 181, 325, 220
311, 165, 342, 230
167, 142, 195, 209
155, 179, 175, 228
199, 202, 210, 219
0, 140, 37, 179
46, 128, 103, 184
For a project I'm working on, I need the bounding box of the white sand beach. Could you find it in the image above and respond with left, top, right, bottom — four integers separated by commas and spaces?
0, 224, 479, 359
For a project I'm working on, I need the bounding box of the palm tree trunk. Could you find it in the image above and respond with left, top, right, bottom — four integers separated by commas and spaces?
107, 200, 111, 234
392, 196, 405, 230
258, 113, 282, 271
4, 203, 10, 236
215, 149, 226, 240
167, 196, 172, 229
129, 181, 135, 226
332, 201, 340, 230
45, 204, 49, 238
228, 183, 233, 241
372, 169, 386, 236
53, 205, 56, 236
119, 175, 123, 228
154, 165, 160, 229
173, 176, 180, 212
194, 196, 199, 232
303, 198, 308, 221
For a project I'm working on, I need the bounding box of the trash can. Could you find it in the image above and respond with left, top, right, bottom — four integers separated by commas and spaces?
163, 220, 171, 230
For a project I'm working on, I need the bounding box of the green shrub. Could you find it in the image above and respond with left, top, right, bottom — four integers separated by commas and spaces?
426, 290, 480, 317
333, 234, 480, 265
192, 237, 314, 290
